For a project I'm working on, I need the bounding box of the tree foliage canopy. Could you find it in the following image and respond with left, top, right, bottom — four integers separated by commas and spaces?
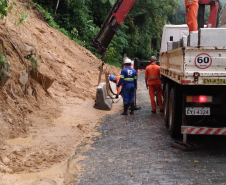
2, 0, 226, 66
2, 0, 180, 66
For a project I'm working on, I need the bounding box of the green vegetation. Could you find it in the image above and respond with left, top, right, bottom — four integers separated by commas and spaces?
27, 55, 38, 72
0, 51, 6, 67
29, 0, 179, 66
13, 3, 28, 26
2, 0, 226, 67
4, 0, 226, 67
0, 0, 10, 19
0, 0, 28, 25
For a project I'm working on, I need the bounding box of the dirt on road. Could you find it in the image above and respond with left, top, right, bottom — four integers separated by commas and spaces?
0, 1, 121, 184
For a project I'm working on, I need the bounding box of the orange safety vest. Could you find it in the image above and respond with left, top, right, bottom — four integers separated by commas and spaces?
116, 76, 122, 95
145, 63, 161, 86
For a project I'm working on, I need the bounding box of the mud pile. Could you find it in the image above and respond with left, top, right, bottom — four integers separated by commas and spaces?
0, 0, 121, 178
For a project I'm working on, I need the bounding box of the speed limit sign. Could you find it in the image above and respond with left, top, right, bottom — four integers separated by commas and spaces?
195, 53, 212, 69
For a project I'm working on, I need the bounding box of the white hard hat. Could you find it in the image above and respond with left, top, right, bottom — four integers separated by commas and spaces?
124, 58, 132, 64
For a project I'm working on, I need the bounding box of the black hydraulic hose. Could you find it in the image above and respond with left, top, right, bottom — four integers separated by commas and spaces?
108, 81, 118, 96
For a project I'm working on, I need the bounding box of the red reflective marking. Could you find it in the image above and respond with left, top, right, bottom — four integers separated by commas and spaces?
188, 128, 196, 134
204, 128, 213, 134
183, 128, 226, 135
196, 128, 204, 134
181, 80, 191, 84
213, 129, 222, 135
181, 127, 187, 132
192, 97, 198, 102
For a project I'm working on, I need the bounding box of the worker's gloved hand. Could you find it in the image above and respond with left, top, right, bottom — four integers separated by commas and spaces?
186, 5, 189, 13
115, 95, 119, 99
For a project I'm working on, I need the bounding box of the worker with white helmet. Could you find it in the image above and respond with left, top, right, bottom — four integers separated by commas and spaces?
117, 58, 137, 115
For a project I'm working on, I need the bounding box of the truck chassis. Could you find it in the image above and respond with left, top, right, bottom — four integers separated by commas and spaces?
161, 46, 226, 143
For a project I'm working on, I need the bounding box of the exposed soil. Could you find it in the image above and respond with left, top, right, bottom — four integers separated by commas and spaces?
0, 1, 121, 184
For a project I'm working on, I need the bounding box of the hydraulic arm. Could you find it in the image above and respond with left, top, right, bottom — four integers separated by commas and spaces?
198, 0, 221, 29
91, 0, 221, 56
90, 0, 136, 56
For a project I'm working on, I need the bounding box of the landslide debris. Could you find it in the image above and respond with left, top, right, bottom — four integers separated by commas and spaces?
0, 0, 120, 174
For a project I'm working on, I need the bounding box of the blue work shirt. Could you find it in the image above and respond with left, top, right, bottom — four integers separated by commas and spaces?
117, 67, 137, 88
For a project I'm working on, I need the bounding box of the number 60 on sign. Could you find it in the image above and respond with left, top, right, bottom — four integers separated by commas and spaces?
195, 53, 212, 69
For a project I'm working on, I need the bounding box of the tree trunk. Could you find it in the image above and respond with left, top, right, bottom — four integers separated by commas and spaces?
54, 0, 60, 16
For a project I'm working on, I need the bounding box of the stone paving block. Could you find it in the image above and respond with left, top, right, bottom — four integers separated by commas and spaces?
198, 28, 226, 47
188, 31, 198, 47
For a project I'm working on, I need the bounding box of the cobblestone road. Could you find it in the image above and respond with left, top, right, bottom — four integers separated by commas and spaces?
74, 72, 226, 185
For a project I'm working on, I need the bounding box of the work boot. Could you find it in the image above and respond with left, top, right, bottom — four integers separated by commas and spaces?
151, 110, 156, 113
121, 104, 128, 115
130, 103, 134, 115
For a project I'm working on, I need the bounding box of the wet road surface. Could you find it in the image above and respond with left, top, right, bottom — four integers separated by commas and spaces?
73, 72, 226, 185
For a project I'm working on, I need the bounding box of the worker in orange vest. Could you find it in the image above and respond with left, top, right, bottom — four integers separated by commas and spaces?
145, 56, 164, 113
109, 75, 122, 98
185, 0, 199, 32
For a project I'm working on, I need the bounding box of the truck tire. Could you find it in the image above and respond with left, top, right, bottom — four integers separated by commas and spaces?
168, 87, 181, 137
163, 83, 170, 127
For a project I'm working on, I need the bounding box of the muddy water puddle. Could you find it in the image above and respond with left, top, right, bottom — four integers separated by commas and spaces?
7, 137, 33, 145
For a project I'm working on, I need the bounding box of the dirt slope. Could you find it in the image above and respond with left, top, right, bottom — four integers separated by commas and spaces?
0, 1, 121, 184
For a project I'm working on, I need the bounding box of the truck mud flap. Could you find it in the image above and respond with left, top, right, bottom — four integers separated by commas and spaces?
171, 140, 201, 151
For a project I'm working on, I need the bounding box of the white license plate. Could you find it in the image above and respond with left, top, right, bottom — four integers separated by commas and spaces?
186, 107, 210, 115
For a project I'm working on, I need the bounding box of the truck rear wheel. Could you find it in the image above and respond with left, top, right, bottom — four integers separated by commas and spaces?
168, 87, 181, 137
163, 83, 170, 127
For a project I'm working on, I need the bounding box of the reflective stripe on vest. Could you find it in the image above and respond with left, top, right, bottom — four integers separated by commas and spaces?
120, 75, 124, 78
186, 0, 195, 2
147, 76, 160, 79
134, 76, 137, 79
124, 78, 134, 81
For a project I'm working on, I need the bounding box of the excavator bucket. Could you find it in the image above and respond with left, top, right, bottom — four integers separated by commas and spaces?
94, 82, 112, 110
94, 73, 120, 110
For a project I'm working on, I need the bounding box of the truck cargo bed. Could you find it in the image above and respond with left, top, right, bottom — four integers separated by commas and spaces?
160, 47, 226, 85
